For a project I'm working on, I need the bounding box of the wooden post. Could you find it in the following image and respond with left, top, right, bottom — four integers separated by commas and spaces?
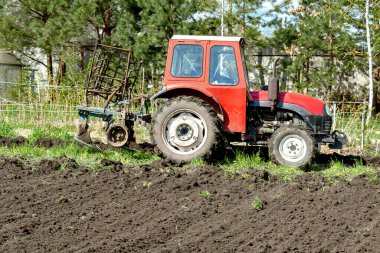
361, 102, 366, 150
332, 102, 337, 131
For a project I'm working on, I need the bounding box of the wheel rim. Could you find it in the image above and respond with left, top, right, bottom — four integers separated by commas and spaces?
107, 125, 129, 147
162, 109, 207, 155
279, 134, 307, 163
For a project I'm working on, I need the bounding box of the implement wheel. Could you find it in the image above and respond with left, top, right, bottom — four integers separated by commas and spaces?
152, 96, 223, 163
107, 124, 134, 148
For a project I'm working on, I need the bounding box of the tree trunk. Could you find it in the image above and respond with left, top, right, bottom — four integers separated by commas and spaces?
366, 0, 374, 120
328, 31, 334, 100
304, 57, 310, 94
258, 50, 265, 86
46, 50, 53, 86
327, 1, 333, 101
227, 0, 233, 35
79, 48, 85, 72
242, 0, 246, 35
221, 0, 224, 36
374, 67, 379, 114
55, 58, 66, 85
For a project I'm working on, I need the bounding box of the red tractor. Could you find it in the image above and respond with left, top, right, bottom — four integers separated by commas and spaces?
151, 35, 347, 167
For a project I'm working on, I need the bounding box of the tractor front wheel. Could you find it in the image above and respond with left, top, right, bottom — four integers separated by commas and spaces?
152, 96, 223, 163
269, 125, 316, 168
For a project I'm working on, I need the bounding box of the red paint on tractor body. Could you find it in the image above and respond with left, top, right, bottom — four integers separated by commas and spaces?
160, 36, 325, 134
163, 37, 248, 133
250, 91, 324, 115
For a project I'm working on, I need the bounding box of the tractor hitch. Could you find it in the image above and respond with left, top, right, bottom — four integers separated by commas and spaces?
329, 130, 348, 149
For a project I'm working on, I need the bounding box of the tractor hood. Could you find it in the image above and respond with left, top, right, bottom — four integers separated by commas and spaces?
249, 91, 325, 116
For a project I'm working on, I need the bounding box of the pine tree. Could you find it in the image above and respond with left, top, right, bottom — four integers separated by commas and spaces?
270, 0, 362, 99
0, 0, 93, 84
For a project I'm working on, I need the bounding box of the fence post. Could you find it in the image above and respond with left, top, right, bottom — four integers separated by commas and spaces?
361, 102, 366, 150
332, 102, 337, 131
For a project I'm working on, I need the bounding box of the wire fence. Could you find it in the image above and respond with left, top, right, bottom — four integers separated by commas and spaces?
0, 101, 78, 127
326, 101, 380, 155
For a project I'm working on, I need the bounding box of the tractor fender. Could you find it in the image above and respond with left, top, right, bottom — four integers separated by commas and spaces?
151, 85, 224, 119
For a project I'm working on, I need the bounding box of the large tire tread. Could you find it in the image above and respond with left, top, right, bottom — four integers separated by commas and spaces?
151, 96, 225, 163
268, 124, 316, 168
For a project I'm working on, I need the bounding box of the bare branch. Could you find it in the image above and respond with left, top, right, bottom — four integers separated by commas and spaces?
19, 52, 47, 67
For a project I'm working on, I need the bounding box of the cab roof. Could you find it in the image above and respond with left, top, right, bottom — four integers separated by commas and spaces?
171, 35, 244, 44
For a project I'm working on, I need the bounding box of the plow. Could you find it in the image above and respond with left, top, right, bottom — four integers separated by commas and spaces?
75, 43, 150, 149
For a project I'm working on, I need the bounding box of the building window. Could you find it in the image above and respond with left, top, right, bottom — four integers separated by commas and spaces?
209, 46, 238, 85
171, 44, 203, 78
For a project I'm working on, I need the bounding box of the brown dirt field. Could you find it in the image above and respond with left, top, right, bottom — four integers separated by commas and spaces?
0, 136, 26, 147
1, 155, 380, 253
34, 138, 66, 148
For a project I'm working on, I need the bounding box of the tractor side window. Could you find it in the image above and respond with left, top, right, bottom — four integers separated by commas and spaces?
171, 44, 203, 78
209, 46, 238, 85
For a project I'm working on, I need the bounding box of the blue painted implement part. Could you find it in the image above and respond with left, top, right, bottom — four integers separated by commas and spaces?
77, 106, 121, 121
75, 42, 145, 148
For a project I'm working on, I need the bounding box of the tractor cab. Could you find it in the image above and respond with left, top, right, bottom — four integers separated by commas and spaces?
153, 35, 251, 134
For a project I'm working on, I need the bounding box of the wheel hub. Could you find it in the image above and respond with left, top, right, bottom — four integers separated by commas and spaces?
176, 124, 193, 141
164, 112, 206, 154
107, 124, 130, 148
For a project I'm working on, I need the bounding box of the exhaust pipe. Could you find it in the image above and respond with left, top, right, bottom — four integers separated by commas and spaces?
268, 58, 280, 111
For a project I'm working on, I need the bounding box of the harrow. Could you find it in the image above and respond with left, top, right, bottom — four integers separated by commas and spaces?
75, 43, 150, 148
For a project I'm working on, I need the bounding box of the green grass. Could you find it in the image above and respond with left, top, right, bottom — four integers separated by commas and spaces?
0, 139, 377, 182
321, 160, 376, 181
251, 197, 264, 210
200, 190, 212, 199
28, 126, 74, 142
0, 121, 158, 170
0, 142, 158, 170
218, 150, 377, 183
187, 158, 207, 167
0, 122, 17, 137
0, 121, 378, 181
334, 113, 380, 155
219, 150, 304, 182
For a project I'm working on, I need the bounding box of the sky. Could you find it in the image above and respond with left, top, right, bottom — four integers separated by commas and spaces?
215, 0, 300, 36
193, 0, 301, 37
254, 0, 300, 36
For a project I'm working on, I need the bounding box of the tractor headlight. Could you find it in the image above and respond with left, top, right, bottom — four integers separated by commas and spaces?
323, 104, 332, 116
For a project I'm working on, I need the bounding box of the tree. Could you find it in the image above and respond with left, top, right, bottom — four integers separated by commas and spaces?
338, 0, 380, 115
106, 0, 221, 76
0, 0, 93, 85
365, 0, 374, 119
269, 0, 362, 99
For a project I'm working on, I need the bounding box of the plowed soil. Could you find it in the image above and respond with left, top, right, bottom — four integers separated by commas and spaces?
1, 155, 380, 253
0, 136, 26, 147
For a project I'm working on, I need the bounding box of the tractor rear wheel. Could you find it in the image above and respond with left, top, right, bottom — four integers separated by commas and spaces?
268, 125, 316, 168
152, 96, 223, 163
